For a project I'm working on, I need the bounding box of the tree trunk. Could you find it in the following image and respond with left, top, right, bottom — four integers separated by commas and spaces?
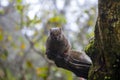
86, 0, 120, 80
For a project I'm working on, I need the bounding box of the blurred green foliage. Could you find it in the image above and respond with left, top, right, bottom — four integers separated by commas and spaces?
48, 15, 66, 27
0, 0, 97, 80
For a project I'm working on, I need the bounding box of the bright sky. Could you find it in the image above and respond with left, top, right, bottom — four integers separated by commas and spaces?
26, 0, 97, 35
1, 0, 97, 36
1, 0, 97, 21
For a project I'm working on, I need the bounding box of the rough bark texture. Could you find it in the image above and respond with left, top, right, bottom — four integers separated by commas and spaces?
85, 0, 120, 80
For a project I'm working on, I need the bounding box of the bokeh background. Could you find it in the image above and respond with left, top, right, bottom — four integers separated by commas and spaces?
0, 0, 97, 80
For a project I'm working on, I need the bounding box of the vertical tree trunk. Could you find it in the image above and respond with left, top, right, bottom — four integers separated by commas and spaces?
87, 0, 120, 80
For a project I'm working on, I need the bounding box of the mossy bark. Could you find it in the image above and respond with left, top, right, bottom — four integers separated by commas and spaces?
85, 0, 120, 80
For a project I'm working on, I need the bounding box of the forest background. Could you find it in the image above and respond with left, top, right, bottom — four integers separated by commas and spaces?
0, 0, 97, 80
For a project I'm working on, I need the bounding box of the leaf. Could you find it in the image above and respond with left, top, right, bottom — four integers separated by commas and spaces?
18, 36, 24, 42
65, 71, 73, 80
26, 60, 33, 68
11, 42, 18, 49
88, 20, 93, 26
4, 50, 8, 57
86, 31, 94, 39
18, 52, 24, 56
0, 34, 3, 41
0, 49, 8, 60
0, 27, 3, 41
36, 67, 41, 76
36, 67, 48, 78
15, 4, 24, 13
20, 43, 26, 50
0, 9, 5, 15
48, 15, 66, 27
49, 16, 66, 23
16, 0, 22, 3
7, 35, 12, 41
6, 68, 16, 80
60, 69, 73, 80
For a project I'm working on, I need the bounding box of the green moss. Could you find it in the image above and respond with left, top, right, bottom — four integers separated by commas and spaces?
85, 38, 101, 80
85, 38, 95, 58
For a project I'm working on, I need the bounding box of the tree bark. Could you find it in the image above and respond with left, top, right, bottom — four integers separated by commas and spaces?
86, 0, 120, 80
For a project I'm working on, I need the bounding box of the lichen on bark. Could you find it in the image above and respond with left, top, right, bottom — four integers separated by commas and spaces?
85, 0, 120, 80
